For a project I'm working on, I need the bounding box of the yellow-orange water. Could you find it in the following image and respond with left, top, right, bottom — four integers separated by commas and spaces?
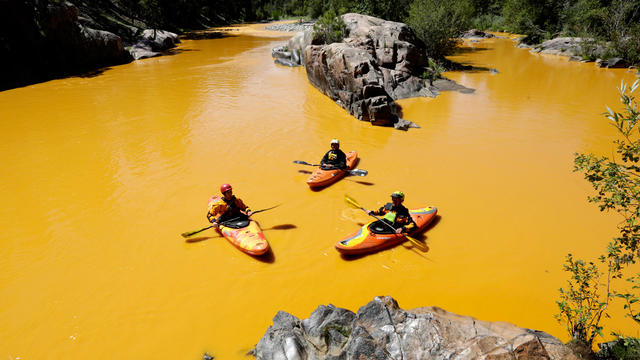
1, 23, 639, 359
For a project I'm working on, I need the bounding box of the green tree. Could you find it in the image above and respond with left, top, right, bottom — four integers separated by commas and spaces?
405, 0, 474, 59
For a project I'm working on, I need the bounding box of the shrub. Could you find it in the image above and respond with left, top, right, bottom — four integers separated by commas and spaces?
405, 0, 474, 59
312, 9, 348, 44
555, 254, 610, 347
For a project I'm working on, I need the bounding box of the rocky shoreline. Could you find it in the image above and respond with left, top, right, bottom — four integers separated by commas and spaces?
1, 1, 180, 91
252, 296, 579, 360
265, 21, 315, 32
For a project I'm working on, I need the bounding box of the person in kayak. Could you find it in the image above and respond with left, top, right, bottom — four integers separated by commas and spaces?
320, 139, 347, 170
367, 191, 417, 234
207, 184, 253, 228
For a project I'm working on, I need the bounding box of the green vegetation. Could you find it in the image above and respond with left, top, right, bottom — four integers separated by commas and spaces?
557, 80, 640, 354
405, 0, 474, 58
312, 9, 347, 45
54, 0, 640, 64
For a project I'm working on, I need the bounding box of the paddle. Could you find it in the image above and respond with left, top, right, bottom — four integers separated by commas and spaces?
344, 194, 428, 251
293, 160, 368, 177
181, 204, 281, 238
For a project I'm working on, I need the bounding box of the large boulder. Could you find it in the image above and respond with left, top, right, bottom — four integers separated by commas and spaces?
298, 13, 440, 128
254, 296, 579, 360
304, 42, 402, 126
128, 29, 180, 60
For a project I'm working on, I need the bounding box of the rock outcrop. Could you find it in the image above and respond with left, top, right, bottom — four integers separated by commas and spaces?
128, 29, 180, 60
272, 14, 451, 129
303, 14, 438, 128
254, 296, 579, 360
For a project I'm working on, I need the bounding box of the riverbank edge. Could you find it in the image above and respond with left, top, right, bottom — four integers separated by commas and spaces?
250, 296, 591, 360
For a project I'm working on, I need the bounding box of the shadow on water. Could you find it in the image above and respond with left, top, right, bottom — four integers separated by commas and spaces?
73, 67, 112, 78
345, 178, 375, 186
451, 46, 491, 55
180, 31, 236, 40
264, 223, 297, 231
253, 247, 275, 263
184, 235, 220, 243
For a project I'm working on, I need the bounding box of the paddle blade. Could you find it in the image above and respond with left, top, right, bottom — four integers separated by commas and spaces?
349, 169, 368, 177
344, 194, 362, 209
293, 160, 319, 166
404, 234, 429, 252
181, 225, 212, 238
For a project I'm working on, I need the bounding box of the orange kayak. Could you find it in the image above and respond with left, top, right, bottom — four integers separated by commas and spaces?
307, 151, 358, 189
335, 206, 437, 255
218, 218, 269, 256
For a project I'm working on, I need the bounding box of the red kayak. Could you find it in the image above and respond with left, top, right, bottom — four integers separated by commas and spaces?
335, 206, 437, 255
307, 151, 358, 189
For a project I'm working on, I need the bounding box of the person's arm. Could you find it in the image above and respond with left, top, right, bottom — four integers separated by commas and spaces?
338, 150, 347, 169
237, 198, 252, 216
207, 207, 220, 227
320, 151, 330, 165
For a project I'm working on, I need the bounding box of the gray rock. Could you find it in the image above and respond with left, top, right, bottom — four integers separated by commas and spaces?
597, 57, 628, 68
254, 296, 579, 360
461, 29, 495, 39
128, 29, 179, 60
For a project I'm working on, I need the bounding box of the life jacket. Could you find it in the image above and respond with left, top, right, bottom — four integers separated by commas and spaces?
207, 195, 246, 218
380, 203, 410, 225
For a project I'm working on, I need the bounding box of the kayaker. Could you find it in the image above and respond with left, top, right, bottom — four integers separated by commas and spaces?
207, 184, 253, 228
320, 139, 347, 170
367, 191, 417, 234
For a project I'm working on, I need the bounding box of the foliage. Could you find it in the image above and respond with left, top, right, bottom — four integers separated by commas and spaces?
615, 273, 640, 325
312, 8, 347, 44
501, 0, 563, 43
405, 0, 474, 59
597, 335, 640, 360
575, 80, 640, 273
555, 254, 611, 346
561, 80, 640, 345
471, 14, 506, 31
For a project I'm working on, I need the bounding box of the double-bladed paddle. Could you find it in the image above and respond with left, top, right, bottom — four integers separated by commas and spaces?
181, 204, 281, 238
344, 194, 428, 251
293, 160, 368, 177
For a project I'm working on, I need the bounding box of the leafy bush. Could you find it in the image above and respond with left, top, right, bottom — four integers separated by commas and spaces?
471, 14, 506, 31
598, 336, 640, 360
405, 0, 474, 59
564, 80, 640, 345
312, 9, 348, 44
555, 254, 610, 347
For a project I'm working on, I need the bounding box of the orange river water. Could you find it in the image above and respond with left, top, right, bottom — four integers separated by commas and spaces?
1, 22, 639, 359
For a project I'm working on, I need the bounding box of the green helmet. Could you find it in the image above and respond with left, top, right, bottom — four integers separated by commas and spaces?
391, 191, 404, 199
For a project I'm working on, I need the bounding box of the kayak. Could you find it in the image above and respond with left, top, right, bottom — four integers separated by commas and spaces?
307, 151, 358, 189
218, 218, 270, 256
335, 206, 437, 255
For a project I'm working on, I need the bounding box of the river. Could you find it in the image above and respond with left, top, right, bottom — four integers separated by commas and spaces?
1, 23, 638, 359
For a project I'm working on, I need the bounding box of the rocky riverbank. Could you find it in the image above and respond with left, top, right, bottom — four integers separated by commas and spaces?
253, 296, 579, 360
0, 0, 180, 91
516, 37, 637, 69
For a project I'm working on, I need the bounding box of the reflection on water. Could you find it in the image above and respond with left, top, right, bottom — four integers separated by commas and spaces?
0, 24, 639, 359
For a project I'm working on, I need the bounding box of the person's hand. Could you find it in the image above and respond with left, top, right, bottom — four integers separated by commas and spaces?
366, 210, 372, 215
246, 210, 253, 217
211, 222, 219, 229
395, 228, 403, 234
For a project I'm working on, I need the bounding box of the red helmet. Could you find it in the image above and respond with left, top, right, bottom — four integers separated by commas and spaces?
220, 184, 232, 193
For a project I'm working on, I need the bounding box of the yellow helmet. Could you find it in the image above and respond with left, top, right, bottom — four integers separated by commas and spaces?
391, 191, 404, 199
